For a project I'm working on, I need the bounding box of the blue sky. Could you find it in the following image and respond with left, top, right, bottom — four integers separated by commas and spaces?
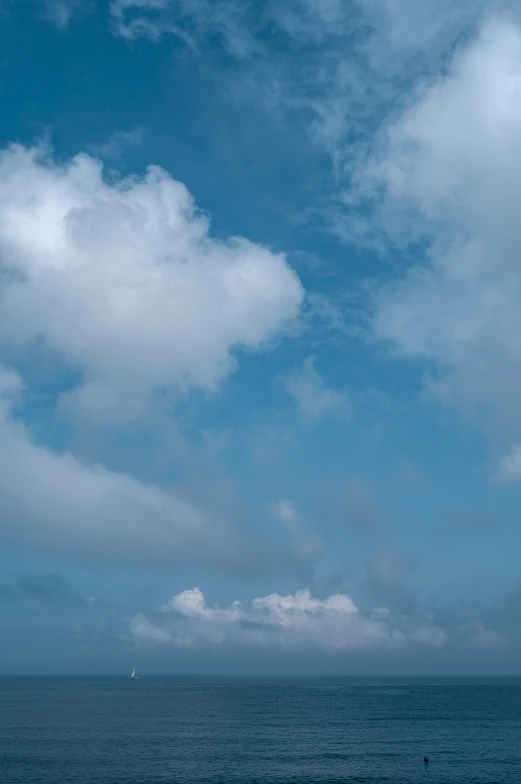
1, 0, 521, 674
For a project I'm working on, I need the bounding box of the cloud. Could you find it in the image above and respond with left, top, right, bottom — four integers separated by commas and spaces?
269, 499, 325, 564
107, 0, 368, 158
109, 0, 493, 53
162, 586, 244, 621
0, 573, 88, 608
342, 476, 379, 532
360, 546, 417, 617
396, 461, 428, 493
37, 0, 89, 28
366, 0, 489, 54
282, 356, 348, 423
106, 0, 521, 164
129, 614, 173, 643
495, 445, 521, 483
87, 128, 145, 163
0, 572, 120, 652
0, 366, 275, 573
129, 585, 449, 652
104, 0, 521, 204
440, 508, 499, 536
457, 620, 503, 649
366, 547, 414, 586
1, 574, 516, 665
299, 477, 392, 605
480, 584, 521, 643
316, 475, 381, 535
359, 16, 521, 474
109, 0, 324, 47
0, 144, 303, 424
110, 0, 259, 54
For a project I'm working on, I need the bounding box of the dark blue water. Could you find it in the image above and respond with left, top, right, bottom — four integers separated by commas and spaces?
1, 677, 520, 783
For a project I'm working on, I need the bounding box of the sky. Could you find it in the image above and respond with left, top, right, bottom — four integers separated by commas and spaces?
1, 0, 521, 675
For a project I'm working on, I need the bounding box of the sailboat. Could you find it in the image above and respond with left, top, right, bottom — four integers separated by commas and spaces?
131, 666, 138, 680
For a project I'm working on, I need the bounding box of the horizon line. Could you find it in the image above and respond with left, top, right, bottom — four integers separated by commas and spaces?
1, 673, 521, 679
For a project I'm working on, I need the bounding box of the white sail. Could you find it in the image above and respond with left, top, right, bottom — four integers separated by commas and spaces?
131, 666, 137, 679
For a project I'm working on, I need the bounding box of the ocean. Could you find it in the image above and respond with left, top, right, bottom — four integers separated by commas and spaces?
1, 677, 520, 783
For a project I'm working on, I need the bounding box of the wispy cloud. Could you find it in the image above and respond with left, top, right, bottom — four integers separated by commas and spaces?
495, 445, 521, 484
107, 0, 521, 172
37, 0, 91, 29
314, 474, 382, 534
0, 365, 282, 575
269, 499, 325, 566
363, 16, 521, 476
282, 356, 349, 423
88, 128, 146, 163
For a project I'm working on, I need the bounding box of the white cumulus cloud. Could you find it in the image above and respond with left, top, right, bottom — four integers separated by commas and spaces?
0, 144, 303, 424
129, 586, 448, 652
161, 587, 245, 622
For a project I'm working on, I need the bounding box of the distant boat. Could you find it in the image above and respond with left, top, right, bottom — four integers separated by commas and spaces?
131, 666, 138, 680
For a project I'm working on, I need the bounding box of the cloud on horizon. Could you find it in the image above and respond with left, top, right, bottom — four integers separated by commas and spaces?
0, 573, 517, 672
129, 585, 449, 653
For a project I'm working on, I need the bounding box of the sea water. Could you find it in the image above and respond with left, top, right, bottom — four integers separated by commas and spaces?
1, 676, 520, 783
